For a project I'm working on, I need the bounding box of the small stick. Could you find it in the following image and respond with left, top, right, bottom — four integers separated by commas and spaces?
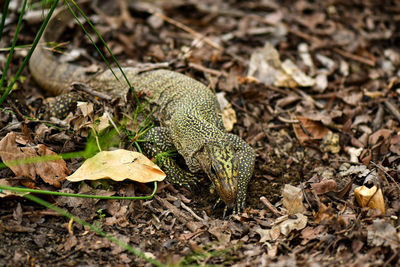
370, 161, 400, 192
72, 82, 112, 101
188, 62, 224, 77
154, 12, 223, 51
181, 202, 204, 222
260, 196, 283, 216
334, 48, 375, 67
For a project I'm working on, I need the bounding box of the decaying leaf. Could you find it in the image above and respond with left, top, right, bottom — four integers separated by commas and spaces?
293, 116, 330, 145
310, 179, 337, 195
247, 42, 315, 88
320, 131, 341, 154
0, 132, 69, 188
216, 92, 237, 132
282, 184, 305, 215
0, 179, 29, 197
256, 214, 308, 242
96, 112, 111, 132
77, 101, 94, 117
255, 225, 280, 242
354, 185, 385, 214
279, 213, 308, 236
367, 219, 399, 250
67, 149, 166, 183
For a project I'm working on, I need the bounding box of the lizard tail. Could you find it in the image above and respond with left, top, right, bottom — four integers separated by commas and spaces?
29, 5, 89, 96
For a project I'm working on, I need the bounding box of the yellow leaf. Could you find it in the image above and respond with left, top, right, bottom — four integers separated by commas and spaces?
354, 185, 385, 214
67, 149, 165, 183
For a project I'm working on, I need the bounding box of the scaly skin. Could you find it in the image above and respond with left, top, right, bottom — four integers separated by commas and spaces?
29, 5, 256, 213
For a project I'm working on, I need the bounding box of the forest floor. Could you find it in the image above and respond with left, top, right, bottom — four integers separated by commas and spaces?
0, 0, 399, 266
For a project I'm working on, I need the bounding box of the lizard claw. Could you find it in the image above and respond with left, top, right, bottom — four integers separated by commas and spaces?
213, 198, 222, 210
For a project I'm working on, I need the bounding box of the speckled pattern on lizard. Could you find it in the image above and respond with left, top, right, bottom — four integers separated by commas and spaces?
29, 4, 256, 214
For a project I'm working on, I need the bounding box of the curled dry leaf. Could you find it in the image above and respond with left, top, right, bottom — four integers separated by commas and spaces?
67, 149, 166, 183
282, 184, 305, 215
96, 112, 110, 132
256, 214, 308, 242
216, 92, 237, 132
0, 132, 69, 188
279, 213, 308, 236
354, 185, 385, 214
247, 42, 315, 88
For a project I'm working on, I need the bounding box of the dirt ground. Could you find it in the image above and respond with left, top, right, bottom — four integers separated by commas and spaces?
0, 0, 399, 266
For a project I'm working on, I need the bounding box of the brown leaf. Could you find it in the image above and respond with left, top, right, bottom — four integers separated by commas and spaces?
0, 132, 69, 188
389, 134, 400, 155
368, 129, 392, 146
67, 149, 165, 183
300, 225, 325, 245
208, 224, 231, 243
310, 179, 338, 195
36, 145, 69, 188
293, 116, 330, 145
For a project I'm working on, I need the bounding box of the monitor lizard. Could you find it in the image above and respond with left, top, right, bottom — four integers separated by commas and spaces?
29, 4, 256, 214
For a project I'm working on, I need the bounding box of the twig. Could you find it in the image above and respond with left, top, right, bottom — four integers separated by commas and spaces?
334, 48, 375, 67
72, 82, 112, 101
370, 161, 400, 192
260, 196, 283, 216
155, 195, 190, 224
0, 209, 63, 219
181, 202, 203, 221
188, 62, 224, 77
154, 12, 223, 51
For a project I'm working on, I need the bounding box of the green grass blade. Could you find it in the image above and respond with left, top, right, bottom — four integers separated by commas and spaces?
0, 0, 28, 96
0, 182, 157, 200
22, 193, 165, 267
0, 0, 11, 41
66, 0, 144, 111
0, 0, 60, 106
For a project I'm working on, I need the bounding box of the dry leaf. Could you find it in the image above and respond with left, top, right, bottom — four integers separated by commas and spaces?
67, 149, 165, 183
354, 185, 385, 214
369, 129, 392, 146
0, 132, 69, 188
77, 101, 94, 117
293, 116, 330, 145
247, 42, 315, 88
216, 92, 237, 132
96, 112, 110, 132
0, 179, 29, 197
281, 59, 315, 87
255, 225, 280, 242
279, 213, 308, 236
282, 184, 305, 215
367, 219, 399, 250
320, 131, 341, 154
310, 179, 338, 195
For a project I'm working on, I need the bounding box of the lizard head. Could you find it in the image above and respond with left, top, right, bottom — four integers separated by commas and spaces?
201, 142, 239, 208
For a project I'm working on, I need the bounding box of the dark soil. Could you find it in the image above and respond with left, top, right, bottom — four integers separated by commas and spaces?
0, 0, 399, 266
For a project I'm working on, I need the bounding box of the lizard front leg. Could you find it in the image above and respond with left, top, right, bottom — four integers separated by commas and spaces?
143, 127, 198, 188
